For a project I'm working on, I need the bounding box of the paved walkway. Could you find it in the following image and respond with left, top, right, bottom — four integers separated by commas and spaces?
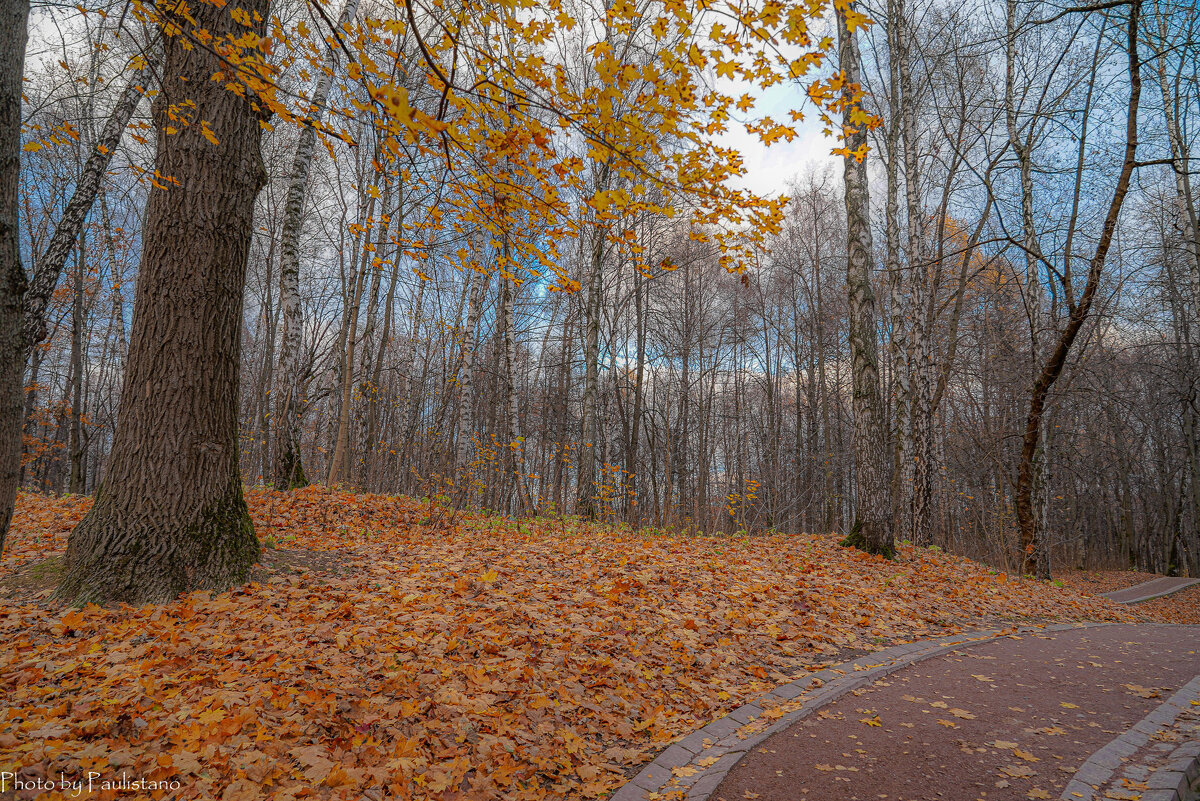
711, 625, 1200, 801
1102, 577, 1200, 604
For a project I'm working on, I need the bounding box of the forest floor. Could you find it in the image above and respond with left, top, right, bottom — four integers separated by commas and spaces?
0, 486, 1188, 800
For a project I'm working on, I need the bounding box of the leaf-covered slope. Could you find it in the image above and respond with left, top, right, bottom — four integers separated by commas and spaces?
0, 488, 1133, 800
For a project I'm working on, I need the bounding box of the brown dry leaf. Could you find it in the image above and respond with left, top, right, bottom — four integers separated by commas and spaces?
994, 740, 1019, 749
1013, 749, 1039, 762
937, 719, 959, 728
221, 780, 259, 801
1026, 789, 1051, 800
950, 708, 976, 719
1122, 684, 1161, 699
1103, 790, 1141, 801
1001, 765, 1036, 778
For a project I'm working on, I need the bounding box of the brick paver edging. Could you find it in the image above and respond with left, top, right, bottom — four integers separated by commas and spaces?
1061, 675, 1200, 801
610, 622, 1112, 801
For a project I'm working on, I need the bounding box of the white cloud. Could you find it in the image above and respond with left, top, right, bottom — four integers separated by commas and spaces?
713, 79, 839, 198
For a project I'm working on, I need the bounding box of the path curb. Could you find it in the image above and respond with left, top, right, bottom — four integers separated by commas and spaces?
611, 622, 1111, 801
1061, 675, 1200, 801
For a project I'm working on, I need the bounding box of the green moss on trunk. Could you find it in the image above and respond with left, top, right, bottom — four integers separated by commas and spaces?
840, 518, 897, 559
55, 474, 259, 606
276, 444, 309, 491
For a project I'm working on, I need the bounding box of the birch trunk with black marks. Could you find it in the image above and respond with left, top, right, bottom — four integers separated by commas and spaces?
897, 10, 934, 547
273, 0, 359, 490
837, 1, 895, 558
456, 258, 485, 482
68, 235, 86, 495
56, 0, 269, 604
884, 0, 912, 545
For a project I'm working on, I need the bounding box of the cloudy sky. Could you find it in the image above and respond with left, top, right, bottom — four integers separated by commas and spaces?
715, 68, 842, 198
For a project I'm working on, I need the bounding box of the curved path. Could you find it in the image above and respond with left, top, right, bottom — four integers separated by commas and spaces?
615, 624, 1200, 801
1102, 577, 1200, 605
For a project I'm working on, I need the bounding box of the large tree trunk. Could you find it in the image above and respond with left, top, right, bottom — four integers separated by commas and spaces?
1015, 0, 1141, 577
0, 0, 29, 554
56, 0, 268, 605
837, 0, 894, 558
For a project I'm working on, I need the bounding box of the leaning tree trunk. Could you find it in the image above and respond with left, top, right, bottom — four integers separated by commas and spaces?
837, 0, 894, 558
1015, 0, 1141, 578
56, 0, 268, 605
23, 60, 153, 348
274, 0, 359, 491
0, 0, 30, 554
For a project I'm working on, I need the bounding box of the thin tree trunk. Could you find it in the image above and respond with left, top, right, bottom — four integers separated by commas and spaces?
327, 184, 382, 486
56, 0, 268, 604
456, 260, 485, 482
577, 164, 610, 519
273, 0, 359, 490
68, 234, 86, 495
1016, 0, 1142, 577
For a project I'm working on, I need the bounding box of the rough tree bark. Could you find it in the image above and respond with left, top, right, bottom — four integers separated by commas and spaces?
0, 0, 30, 555
55, 0, 269, 604
837, 0, 895, 558
896, 7, 935, 548
883, 0, 913, 545
1015, 0, 1142, 577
